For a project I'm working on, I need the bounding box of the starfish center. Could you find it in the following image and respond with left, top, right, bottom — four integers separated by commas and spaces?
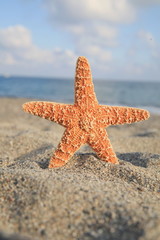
79, 113, 95, 132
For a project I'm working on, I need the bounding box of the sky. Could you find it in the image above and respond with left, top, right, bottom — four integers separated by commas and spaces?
0, 0, 160, 81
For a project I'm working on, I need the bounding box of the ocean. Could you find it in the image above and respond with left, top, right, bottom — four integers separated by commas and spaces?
0, 75, 160, 114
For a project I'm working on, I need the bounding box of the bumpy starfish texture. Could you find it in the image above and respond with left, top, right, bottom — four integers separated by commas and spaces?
23, 56, 150, 168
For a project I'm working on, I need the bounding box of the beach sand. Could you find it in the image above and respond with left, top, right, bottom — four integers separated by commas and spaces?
0, 98, 160, 240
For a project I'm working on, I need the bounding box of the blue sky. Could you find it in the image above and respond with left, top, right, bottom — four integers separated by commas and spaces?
0, 0, 160, 81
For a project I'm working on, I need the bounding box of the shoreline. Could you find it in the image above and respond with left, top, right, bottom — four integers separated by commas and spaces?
1, 96, 160, 115
0, 97, 160, 240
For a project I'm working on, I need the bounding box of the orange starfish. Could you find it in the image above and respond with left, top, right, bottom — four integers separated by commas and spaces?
23, 56, 150, 168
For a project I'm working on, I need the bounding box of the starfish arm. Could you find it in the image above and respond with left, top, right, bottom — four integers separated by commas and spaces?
49, 126, 87, 168
98, 106, 150, 127
74, 56, 98, 109
88, 128, 119, 164
23, 101, 78, 127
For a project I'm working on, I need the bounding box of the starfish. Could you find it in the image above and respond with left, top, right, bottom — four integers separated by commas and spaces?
23, 56, 150, 168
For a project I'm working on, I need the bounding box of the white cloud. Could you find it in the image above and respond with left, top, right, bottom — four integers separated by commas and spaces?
0, 25, 32, 49
0, 25, 77, 76
44, 0, 123, 68
80, 44, 112, 62
0, 25, 54, 65
68, 24, 118, 48
0, 25, 77, 65
67, 23, 117, 67
44, 0, 135, 24
0, 52, 15, 65
68, 24, 117, 40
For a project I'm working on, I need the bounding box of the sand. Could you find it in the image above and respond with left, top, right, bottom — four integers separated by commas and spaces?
0, 97, 160, 240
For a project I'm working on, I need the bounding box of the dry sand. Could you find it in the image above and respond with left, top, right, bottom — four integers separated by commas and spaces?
0, 98, 160, 240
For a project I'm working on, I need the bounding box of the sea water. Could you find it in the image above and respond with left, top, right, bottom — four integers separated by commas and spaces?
0, 76, 160, 114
